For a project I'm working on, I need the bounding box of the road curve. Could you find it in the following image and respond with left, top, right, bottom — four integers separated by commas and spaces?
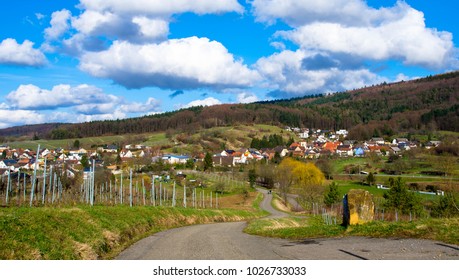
116, 190, 459, 260
256, 188, 289, 218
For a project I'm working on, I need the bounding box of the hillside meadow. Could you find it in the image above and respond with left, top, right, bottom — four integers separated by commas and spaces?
0, 201, 265, 260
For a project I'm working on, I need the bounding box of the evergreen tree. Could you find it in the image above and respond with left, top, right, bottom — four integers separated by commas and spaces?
185, 158, 195, 169
250, 137, 261, 149
383, 177, 423, 215
431, 193, 459, 218
324, 182, 341, 206
286, 136, 295, 147
203, 152, 213, 171
80, 154, 90, 169
248, 169, 257, 188
272, 151, 282, 164
73, 139, 80, 149
366, 172, 376, 186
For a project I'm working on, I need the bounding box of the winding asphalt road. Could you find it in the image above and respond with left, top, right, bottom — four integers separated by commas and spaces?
116, 189, 459, 260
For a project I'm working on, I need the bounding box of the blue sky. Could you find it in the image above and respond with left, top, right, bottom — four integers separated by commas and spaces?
0, 0, 458, 129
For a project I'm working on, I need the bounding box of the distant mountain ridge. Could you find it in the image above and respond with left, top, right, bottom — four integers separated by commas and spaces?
1, 71, 458, 140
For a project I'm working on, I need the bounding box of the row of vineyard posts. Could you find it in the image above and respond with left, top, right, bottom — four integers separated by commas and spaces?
1, 145, 219, 209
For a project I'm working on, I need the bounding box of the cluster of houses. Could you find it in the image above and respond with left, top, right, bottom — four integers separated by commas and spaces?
208, 136, 441, 167
0, 132, 443, 176
0, 145, 147, 177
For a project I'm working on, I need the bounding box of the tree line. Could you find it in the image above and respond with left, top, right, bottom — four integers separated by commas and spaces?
1, 72, 458, 141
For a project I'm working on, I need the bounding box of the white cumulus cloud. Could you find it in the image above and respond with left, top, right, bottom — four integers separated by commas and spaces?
6, 84, 117, 110
0, 84, 166, 128
0, 38, 47, 66
250, 0, 458, 96
0, 109, 46, 129
4, 84, 163, 125
132, 17, 169, 40
45, 9, 72, 40
254, 0, 456, 69
79, 0, 244, 15
251, 0, 373, 27
119, 97, 161, 113
256, 49, 383, 97
179, 97, 222, 109
237, 92, 259, 103
68, 0, 243, 46
80, 37, 260, 89
278, 8, 454, 68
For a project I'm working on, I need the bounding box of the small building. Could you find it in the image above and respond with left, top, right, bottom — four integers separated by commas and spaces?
162, 154, 190, 165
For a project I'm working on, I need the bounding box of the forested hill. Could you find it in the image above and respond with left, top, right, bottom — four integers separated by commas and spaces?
1, 71, 459, 141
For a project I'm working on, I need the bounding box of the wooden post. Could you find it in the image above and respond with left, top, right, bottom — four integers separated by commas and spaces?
172, 181, 176, 207
183, 184, 187, 208
120, 172, 123, 205
23, 172, 26, 203
142, 178, 146, 206
48, 166, 53, 204
114, 180, 118, 205
42, 158, 47, 204
16, 170, 21, 206
152, 177, 156, 206
201, 190, 204, 208
52, 173, 57, 204
159, 181, 162, 206
29, 144, 40, 207
129, 169, 133, 207
91, 159, 96, 206
5, 170, 11, 205
193, 188, 196, 208
58, 176, 63, 202
135, 180, 139, 206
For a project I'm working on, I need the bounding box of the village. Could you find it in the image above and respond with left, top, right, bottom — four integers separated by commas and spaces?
0, 127, 442, 178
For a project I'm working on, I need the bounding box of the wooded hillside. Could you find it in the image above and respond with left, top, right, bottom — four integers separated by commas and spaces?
1, 71, 458, 141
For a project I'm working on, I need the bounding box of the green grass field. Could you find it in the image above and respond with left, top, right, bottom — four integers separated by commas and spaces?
0, 205, 263, 260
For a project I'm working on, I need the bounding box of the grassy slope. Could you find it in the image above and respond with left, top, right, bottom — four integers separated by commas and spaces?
0, 205, 263, 260
7, 135, 142, 150
5, 124, 293, 151
244, 215, 459, 246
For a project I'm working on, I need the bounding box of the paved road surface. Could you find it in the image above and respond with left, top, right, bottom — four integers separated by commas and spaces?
257, 188, 289, 218
116, 190, 459, 260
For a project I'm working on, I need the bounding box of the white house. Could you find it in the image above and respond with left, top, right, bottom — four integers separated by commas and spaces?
41, 149, 51, 157
162, 154, 190, 164
336, 129, 348, 136
120, 150, 133, 158
299, 131, 309, 139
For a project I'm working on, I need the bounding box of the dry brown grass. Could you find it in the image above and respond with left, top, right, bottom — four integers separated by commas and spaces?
272, 197, 290, 212
217, 191, 258, 211
74, 241, 98, 260
103, 230, 120, 250
265, 219, 302, 230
